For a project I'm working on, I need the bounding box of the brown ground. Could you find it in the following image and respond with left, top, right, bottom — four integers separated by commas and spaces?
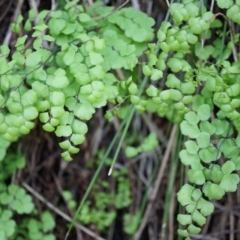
1, 1, 240, 240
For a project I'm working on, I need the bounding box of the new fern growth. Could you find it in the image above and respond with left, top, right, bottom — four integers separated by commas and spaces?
1, 0, 240, 238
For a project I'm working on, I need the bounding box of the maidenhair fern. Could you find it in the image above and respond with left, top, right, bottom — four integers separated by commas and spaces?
1, 0, 240, 238
0, 1, 154, 161
0, 139, 56, 239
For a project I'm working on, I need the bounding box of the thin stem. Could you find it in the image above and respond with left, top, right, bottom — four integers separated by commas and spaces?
64, 116, 127, 239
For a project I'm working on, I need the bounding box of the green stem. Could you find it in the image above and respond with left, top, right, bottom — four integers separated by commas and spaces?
218, 20, 227, 60
108, 70, 149, 175
64, 115, 127, 239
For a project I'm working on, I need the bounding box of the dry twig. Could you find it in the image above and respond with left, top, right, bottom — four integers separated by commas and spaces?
134, 124, 177, 240
22, 182, 106, 240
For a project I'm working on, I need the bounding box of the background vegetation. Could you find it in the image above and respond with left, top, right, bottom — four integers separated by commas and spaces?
1, 0, 240, 240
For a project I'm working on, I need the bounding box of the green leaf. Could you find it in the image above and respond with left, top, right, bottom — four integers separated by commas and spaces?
199, 146, 220, 163
177, 229, 189, 237
177, 184, 195, 206
25, 51, 42, 67
192, 209, 206, 226
64, 0, 79, 9
184, 111, 199, 125
219, 138, 239, 158
125, 146, 139, 158
212, 119, 229, 135
21, 90, 38, 106
68, 146, 79, 154
12, 51, 25, 66
222, 161, 235, 174
55, 125, 72, 137
50, 106, 65, 118
48, 70, 69, 89
23, 106, 38, 121
128, 82, 138, 95
65, 97, 78, 111
19, 125, 31, 135
180, 82, 195, 94
43, 35, 55, 41
32, 38, 42, 49
214, 92, 231, 105
199, 121, 216, 135
32, 82, 48, 98
191, 188, 202, 201
41, 211, 56, 232
216, 0, 233, 9
33, 23, 48, 32
71, 119, 88, 135
70, 134, 85, 145
63, 45, 76, 66
62, 23, 77, 35
188, 169, 205, 185
197, 198, 214, 216
205, 76, 216, 92
48, 18, 66, 35
39, 113, 49, 123
123, 212, 141, 235
74, 103, 95, 120
151, 69, 163, 81
59, 140, 71, 150
89, 52, 104, 65
196, 132, 210, 148
49, 118, 60, 127
146, 85, 158, 97
61, 151, 72, 161
0, 44, 10, 56
186, 202, 197, 213
50, 91, 65, 106
0, 212, 15, 237
33, 67, 47, 81
79, 13, 91, 22
0, 192, 13, 204
167, 58, 182, 72
142, 65, 152, 76
185, 140, 199, 154
226, 83, 240, 97
160, 90, 171, 101
7, 102, 23, 114
210, 164, 223, 183
170, 89, 182, 101
192, 95, 204, 112
0, 58, 10, 75
195, 43, 214, 60
197, 104, 211, 121
203, 181, 225, 200
36, 99, 50, 112
89, 65, 105, 80
15, 35, 27, 48
179, 149, 201, 168
180, 120, 201, 138
94, 38, 105, 50
177, 214, 192, 225
236, 133, 240, 148
231, 156, 240, 170
220, 174, 239, 192
157, 30, 166, 42
186, 33, 198, 44
187, 224, 201, 234
166, 74, 181, 89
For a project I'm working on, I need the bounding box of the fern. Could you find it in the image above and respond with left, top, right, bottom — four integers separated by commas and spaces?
1, 0, 240, 238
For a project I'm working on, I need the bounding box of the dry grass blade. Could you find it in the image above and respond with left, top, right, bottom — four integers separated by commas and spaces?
22, 182, 106, 240
134, 124, 177, 240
